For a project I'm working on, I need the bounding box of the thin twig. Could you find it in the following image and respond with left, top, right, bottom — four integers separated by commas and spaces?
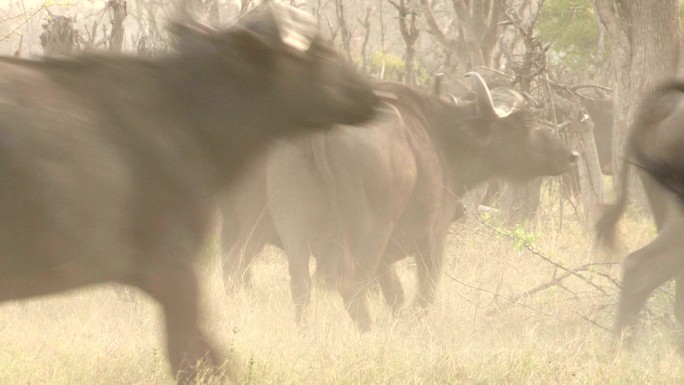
569, 83, 613, 92
445, 272, 551, 316
575, 311, 612, 332
1, 5, 45, 42
493, 262, 618, 313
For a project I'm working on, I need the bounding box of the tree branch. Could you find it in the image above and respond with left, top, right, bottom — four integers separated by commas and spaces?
418, 0, 459, 50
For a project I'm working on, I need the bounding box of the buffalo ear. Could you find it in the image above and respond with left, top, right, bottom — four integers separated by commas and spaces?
439, 100, 495, 147
464, 89, 525, 147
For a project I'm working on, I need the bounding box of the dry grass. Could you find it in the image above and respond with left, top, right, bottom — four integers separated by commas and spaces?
1, 205, 682, 385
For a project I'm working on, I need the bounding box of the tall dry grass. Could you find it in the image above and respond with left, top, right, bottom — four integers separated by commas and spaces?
0, 201, 681, 384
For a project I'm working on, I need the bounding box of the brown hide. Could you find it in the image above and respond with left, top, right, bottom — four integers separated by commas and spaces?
0, 4, 377, 384
223, 78, 577, 331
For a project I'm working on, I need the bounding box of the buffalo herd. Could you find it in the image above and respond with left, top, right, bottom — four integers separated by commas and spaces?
2, 0, 684, 383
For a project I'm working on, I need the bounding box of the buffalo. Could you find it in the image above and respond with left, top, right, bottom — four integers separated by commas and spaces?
0, 4, 378, 384
597, 80, 684, 339
222, 73, 578, 331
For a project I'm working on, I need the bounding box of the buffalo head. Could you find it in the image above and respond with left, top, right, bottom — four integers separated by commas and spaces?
171, 4, 379, 135
458, 72, 578, 178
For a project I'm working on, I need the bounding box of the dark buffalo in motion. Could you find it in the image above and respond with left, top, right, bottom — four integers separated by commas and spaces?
596, 80, 684, 339
0, 4, 377, 384
222, 73, 578, 331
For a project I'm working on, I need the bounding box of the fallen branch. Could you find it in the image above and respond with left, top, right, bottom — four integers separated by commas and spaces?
446, 272, 614, 331
445, 272, 551, 316
575, 311, 612, 332
490, 262, 619, 314
475, 212, 613, 296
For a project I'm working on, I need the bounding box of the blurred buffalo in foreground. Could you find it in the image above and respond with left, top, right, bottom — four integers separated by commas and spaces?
596, 80, 684, 342
0, 4, 377, 384
222, 73, 578, 331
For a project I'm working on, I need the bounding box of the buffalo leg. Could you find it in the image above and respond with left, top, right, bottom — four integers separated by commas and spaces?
285, 243, 312, 327
313, 231, 374, 331
137, 265, 224, 384
337, 225, 392, 331
312, 239, 341, 290
615, 229, 684, 336
377, 262, 404, 316
414, 236, 445, 310
338, 267, 372, 332
336, 205, 398, 331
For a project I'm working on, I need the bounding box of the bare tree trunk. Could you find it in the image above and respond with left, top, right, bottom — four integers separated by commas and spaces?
183, 0, 220, 24
498, 4, 545, 224
359, 7, 372, 73
335, 0, 353, 61
499, 178, 543, 226
40, 13, 78, 56
419, 0, 503, 74
573, 116, 604, 224
240, 0, 252, 16
108, 0, 127, 52
451, 0, 502, 68
208, 0, 220, 26
379, 0, 386, 54
593, 0, 680, 214
388, 0, 419, 84
312, 0, 323, 26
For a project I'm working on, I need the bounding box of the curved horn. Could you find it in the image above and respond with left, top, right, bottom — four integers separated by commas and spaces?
446, 93, 460, 104
464, 72, 498, 118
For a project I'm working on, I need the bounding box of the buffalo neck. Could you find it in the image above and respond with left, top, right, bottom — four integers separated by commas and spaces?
419, 100, 497, 197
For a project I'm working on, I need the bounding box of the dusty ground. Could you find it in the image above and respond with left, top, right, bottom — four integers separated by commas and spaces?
1, 200, 681, 385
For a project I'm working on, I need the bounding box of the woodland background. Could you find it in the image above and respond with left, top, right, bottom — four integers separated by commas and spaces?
1, 2, 684, 384
5, 0, 680, 225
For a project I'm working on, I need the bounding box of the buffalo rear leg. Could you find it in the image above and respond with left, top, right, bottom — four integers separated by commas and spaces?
615, 228, 684, 338
137, 265, 227, 384
286, 244, 312, 327
414, 237, 445, 311
377, 262, 404, 316
339, 272, 372, 332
